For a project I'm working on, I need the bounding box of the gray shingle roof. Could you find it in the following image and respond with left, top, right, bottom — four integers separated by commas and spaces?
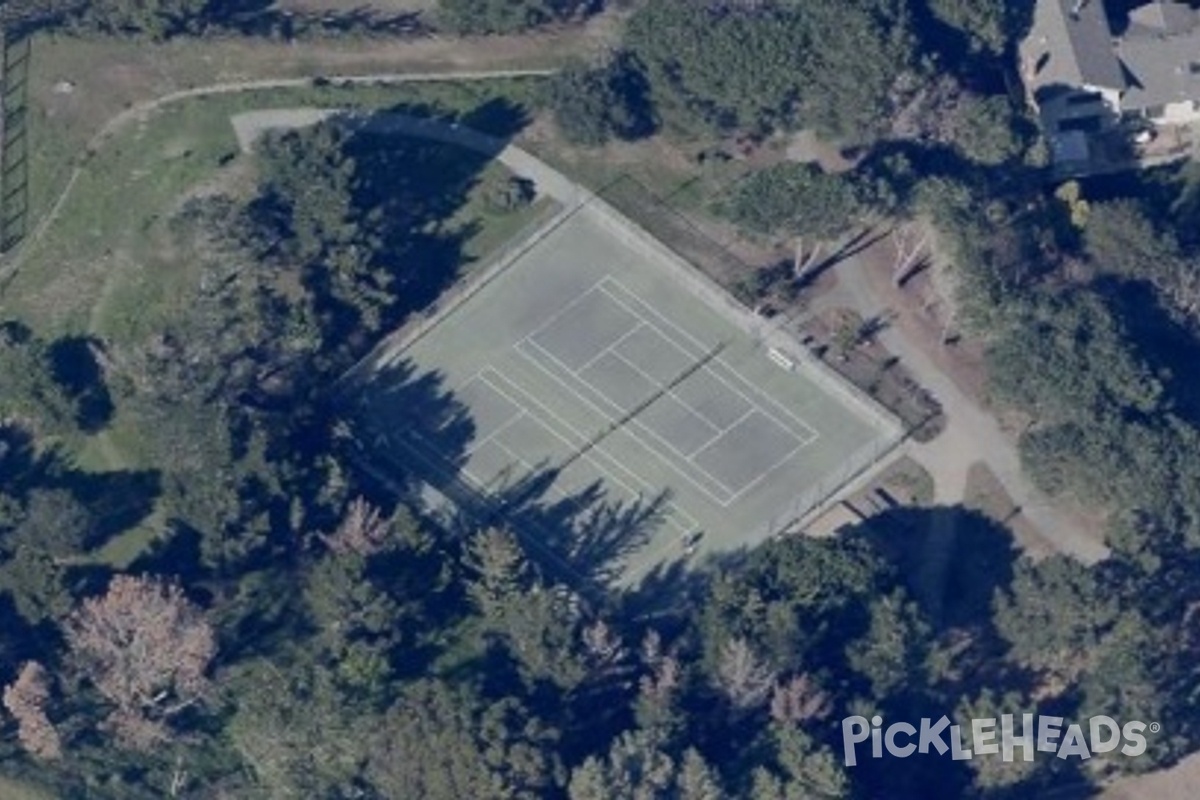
1119, 30, 1200, 109
1027, 0, 1126, 91
1126, 0, 1200, 35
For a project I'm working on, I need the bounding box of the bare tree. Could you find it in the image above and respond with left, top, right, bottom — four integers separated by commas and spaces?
891, 223, 930, 287
715, 638, 775, 710
639, 653, 681, 705
581, 619, 627, 671
769, 674, 832, 724
3, 661, 62, 760
65, 575, 216, 750
321, 496, 390, 556
640, 629, 664, 668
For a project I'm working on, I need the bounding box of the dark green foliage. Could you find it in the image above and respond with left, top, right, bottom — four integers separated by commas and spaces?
698, 535, 891, 676
547, 56, 655, 146
437, 0, 591, 34
365, 679, 563, 799
948, 94, 1027, 165
748, 727, 848, 799
987, 288, 1200, 550
624, 0, 918, 139
722, 163, 865, 240
0, 323, 79, 440
76, 0, 210, 37
845, 589, 932, 699
926, 0, 1027, 55
483, 174, 536, 213
992, 556, 1121, 684
987, 292, 1165, 421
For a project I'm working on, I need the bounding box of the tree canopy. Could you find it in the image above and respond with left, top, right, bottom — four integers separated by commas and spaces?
624, 0, 918, 139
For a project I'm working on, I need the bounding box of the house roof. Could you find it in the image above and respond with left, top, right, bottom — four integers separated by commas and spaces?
1119, 30, 1200, 109
1126, 0, 1200, 35
1026, 0, 1126, 91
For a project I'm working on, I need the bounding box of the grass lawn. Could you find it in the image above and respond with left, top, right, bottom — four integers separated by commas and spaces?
3, 42, 555, 566
11, 71, 549, 331
0, 775, 57, 800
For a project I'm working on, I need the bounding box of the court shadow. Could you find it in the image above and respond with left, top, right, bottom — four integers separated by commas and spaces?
490, 465, 671, 591
338, 358, 477, 500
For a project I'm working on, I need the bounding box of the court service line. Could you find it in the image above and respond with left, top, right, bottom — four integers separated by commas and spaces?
604, 349, 721, 439
488, 437, 691, 538
479, 368, 701, 532
516, 337, 738, 507
522, 277, 613, 356
465, 410, 527, 458
453, 367, 528, 457
598, 278, 821, 445
572, 321, 647, 376
715, 435, 808, 506
683, 407, 756, 459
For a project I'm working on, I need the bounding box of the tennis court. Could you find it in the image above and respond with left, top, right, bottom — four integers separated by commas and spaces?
354, 201, 902, 587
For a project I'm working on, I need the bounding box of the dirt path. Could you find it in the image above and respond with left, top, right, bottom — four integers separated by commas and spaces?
809, 246, 1109, 563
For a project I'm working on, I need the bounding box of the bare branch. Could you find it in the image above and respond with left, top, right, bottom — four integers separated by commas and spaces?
65, 575, 216, 750
715, 638, 775, 710
3, 661, 62, 760
769, 673, 832, 724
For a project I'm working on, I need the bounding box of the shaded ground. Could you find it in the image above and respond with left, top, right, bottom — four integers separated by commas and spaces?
804, 233, 1109, 563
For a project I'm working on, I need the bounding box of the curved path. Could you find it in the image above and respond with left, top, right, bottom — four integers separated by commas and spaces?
7, 53, 1089, 575
1, 68, 554, 285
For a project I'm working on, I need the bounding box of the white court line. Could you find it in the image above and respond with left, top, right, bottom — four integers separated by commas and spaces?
522, 283, 816, 502
524, 276, 642, 372
523, 277, 610, 348
604, 349, 720, 440
517, 336, 736, 507
390, 428, 601, 592
573, 321, 646, 376
598, 278, 819, 444
481, 368, 698, 528
684, 407, 755, 458
704, 426, 807, 506
568, 317, 726, 446
631, 366, 804, 497
488, 436, 689, 537
465, 410, 526, 458
480, 368, 699, 533
598, 278, 821, 445
453, 367, 522, 457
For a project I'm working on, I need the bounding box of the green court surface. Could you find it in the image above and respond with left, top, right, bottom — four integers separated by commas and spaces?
355, 202, 902, 587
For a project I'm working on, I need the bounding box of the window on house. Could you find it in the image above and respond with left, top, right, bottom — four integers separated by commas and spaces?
1189, 62, 1200, 75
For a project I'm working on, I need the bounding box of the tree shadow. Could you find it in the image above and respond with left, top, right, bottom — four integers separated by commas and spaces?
341, 355, 684, 599
496, 471, 670, 591
0, 423, 58, 500
794, 226, 891, 291
264, 98, 532, 357
207, 0, 431, 39
1092, 277, 1200, 428
48, 335, 114, 434
848, 505, 1021, 632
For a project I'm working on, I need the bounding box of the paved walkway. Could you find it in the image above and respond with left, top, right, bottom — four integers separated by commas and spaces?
0, 68, 554, 288
230, 106, 583, 206
809, 252, 1109, 563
